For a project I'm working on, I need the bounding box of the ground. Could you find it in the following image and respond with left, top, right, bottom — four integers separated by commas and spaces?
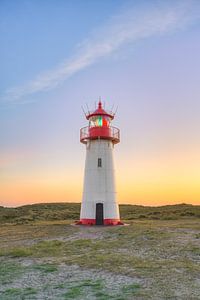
0, 204, 199, 299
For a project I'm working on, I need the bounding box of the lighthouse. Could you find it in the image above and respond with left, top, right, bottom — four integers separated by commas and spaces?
78, 100, 123, 226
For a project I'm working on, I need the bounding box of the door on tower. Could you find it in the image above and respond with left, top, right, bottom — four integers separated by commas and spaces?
96, 203, 104, 225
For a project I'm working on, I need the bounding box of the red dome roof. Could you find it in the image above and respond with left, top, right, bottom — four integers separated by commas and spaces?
86, 101, 114, 120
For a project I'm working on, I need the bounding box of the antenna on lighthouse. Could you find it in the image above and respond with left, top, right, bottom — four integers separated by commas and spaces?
86, 103, 90, 114
81, 106, 87, 118
113, 105, 118, 116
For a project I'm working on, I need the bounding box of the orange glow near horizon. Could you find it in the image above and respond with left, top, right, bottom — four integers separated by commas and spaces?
0, 173, 82, 207
1, 148, 199, 207
117, 149, 200, 206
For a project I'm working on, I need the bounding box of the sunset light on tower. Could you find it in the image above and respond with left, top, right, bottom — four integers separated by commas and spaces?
77, 100, 123, 225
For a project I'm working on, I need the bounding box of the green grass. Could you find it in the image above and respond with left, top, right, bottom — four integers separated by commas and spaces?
0, 203, 199, 225
62, 279, 141, 300
32, 263, 58, 273
63, 286, 83, 299
195, 233, 200, 239
0, 203, 80, 225
0, 218, 199, 299
0, 259, 142, 300
1, 230, 198, 280
62, 280, 104, 299
122, 283, 141, 295
7, 248, 33, 257
0, 262, 25, 285
1, 221, 199, 277
0, 287, 37, 299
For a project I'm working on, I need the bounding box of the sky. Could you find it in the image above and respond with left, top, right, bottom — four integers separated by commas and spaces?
0, 0, 200, 207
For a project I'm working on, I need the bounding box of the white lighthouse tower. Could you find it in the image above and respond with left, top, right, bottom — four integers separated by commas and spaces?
78, 100, 123, 225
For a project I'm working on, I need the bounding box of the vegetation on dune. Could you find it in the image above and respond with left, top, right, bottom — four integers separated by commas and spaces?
0, 203, 199, 224
1, 221, 200, 275
0, 203, 199, 299
0, 287, 37, 300
0, 203, 80, 224
0, 219, 199, 299
0, 262, 25, 285
120, 203, 200, 220
62, 279, 141, 300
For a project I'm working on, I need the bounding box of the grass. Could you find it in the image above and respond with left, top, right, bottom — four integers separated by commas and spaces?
63, 286, 82, 299
62, 279, 141, 300
0, 287, 37, 299
0, 203, 80, 225
0, 259, 142, 299
6, 248, 33, 258
122, 283, 141, 295
1, 220, 199, 279
0, 203, 200, 299
0, 203, 199, 225
0, 262, 25, 285
32, 263, 58, 273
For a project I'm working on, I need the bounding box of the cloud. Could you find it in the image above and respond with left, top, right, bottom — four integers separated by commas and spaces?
2, 0, 200, 105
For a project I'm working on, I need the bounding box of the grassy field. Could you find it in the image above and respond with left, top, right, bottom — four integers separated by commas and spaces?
0, 203, 200, 224
0, 203, 199, 299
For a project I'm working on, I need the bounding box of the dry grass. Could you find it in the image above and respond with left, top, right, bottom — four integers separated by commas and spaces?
0, 203, 200, 225
0, 203, 200, 299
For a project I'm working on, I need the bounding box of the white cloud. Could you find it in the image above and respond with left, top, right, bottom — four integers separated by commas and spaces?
2, 0, 200, 105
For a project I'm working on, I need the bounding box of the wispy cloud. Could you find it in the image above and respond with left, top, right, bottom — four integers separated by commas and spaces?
2, 0, 200, 105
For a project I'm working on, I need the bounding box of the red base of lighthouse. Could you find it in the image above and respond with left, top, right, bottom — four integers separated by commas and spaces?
75, 219, 124, 226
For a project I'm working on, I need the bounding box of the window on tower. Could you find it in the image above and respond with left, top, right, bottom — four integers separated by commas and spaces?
98, 158, 102, 167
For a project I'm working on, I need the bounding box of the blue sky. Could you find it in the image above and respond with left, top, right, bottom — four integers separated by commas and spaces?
0, 0, 200, 207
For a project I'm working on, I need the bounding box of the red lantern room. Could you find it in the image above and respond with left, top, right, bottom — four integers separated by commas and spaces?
80, 101, 120, 144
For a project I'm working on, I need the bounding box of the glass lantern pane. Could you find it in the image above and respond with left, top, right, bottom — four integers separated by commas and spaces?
97, 116, 102, 126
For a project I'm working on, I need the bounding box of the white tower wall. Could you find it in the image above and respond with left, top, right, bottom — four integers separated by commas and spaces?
80, 139, 120, 221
